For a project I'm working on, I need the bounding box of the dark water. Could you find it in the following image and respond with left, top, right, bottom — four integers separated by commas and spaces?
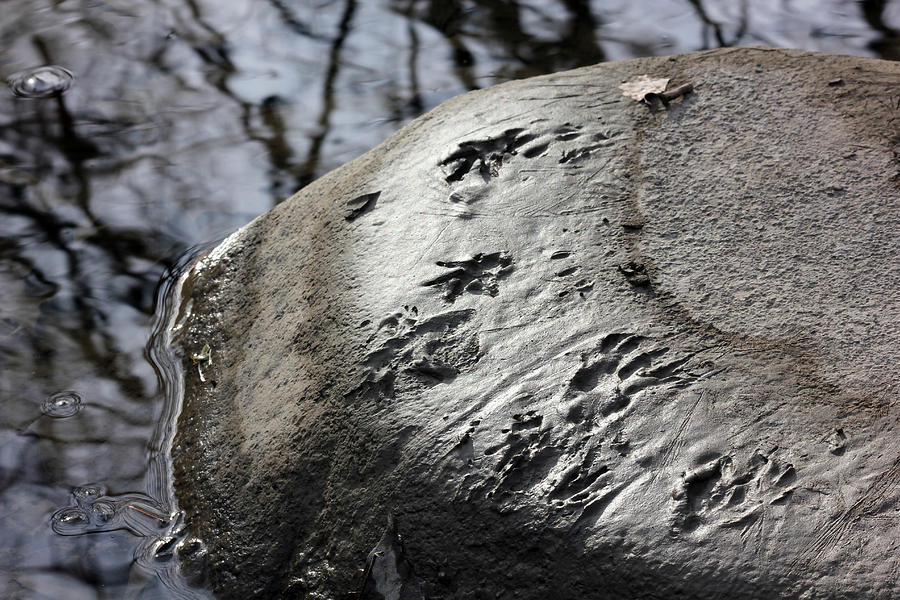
0, 1, 897, 597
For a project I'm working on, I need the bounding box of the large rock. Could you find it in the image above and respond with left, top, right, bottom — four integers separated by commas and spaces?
170, 48, 900, 599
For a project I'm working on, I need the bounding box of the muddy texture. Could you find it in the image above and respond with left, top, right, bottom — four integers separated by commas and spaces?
171, 48, 900, 599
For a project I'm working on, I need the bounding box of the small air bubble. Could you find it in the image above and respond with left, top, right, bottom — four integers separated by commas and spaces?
90, 500, 118, 524
41, 391, 82, 418
8, 66, 75, 98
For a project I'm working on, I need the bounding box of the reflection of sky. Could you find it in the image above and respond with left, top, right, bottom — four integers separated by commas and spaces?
598, 0, 898, 60
0, 0, 896, 598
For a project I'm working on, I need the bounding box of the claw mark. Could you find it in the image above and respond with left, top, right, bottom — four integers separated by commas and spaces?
638, 392, 704, 499
663, 395, 702, 468
345, 191, 381, 222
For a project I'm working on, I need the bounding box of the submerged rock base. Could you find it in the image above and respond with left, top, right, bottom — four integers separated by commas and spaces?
171, 48, 900, 599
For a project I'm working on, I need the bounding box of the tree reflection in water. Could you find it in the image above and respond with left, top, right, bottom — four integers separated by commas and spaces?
0, 0, 896, 597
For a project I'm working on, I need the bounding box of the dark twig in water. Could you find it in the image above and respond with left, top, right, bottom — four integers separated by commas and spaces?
296, 0, 358, 188
127, 504, 167, 521
644, 83, 694, 109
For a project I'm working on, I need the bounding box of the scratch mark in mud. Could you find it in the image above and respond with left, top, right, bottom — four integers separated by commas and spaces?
788, 455, 900, 576
412, 220, 452, 267
662, 393, 703, 471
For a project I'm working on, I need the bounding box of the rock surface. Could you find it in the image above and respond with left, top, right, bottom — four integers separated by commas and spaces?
171, 48, 900, 599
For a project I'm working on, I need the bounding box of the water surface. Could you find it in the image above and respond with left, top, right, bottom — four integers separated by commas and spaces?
0, 0, 897, 597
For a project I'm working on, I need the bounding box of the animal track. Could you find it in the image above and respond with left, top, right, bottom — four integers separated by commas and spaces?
481, 410, 558, 499
352, 308, 479, 400
438, 123, 622, 187
563, 333, 697, 425
825, 427, 847, 455
549, 253, 593, 297
559, 143, 607, 164
440, 129, 537, 184
423, 252, 513, 303
372, 305, 419, 339
617, 261, 651, 288
478, 413, 629, 526
548, 437, 608, 504
469, 333, 704, 519
448, 419, 482, 466
671, 449, 799, 533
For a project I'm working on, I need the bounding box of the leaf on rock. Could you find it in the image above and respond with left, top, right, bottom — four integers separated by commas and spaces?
619, 75, 670, 101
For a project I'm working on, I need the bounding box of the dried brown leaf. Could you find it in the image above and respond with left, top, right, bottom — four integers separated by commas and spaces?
619, 75, 670, 102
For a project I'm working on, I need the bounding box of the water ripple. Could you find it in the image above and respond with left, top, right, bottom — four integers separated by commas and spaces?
40, 391, 82, 418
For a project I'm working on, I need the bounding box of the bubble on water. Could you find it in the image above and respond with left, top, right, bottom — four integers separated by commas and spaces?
90, 500, 119, 525
40, 391, 82, 418
7, 65, 75, 98
73, 484, 106, 504
51, 507, 91, 535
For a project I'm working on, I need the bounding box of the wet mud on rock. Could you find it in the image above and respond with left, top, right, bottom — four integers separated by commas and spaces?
172, 49, 899, 599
